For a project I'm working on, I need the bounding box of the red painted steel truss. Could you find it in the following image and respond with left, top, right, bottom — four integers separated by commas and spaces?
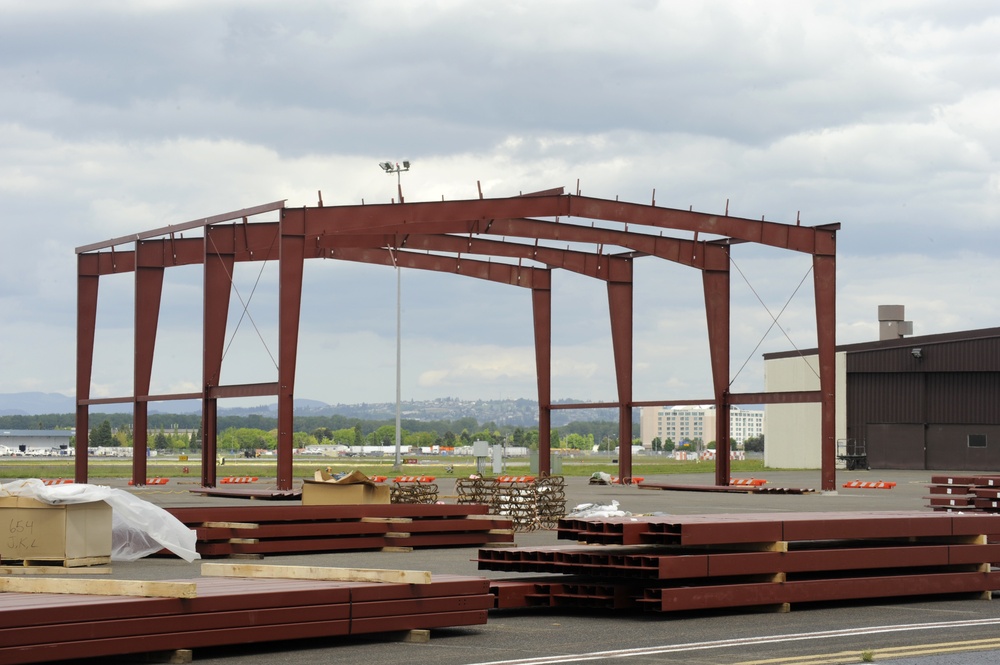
75, 189, 839, 489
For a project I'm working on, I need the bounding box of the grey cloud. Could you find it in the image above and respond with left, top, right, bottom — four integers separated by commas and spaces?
4, 2, 983, 156
1, 1, 998, 402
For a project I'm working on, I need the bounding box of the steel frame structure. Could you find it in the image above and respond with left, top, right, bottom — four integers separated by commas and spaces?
75, 188, 839, 490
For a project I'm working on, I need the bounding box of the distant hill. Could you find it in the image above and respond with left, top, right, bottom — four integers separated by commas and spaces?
0, 392, 77, 416
0, 392, 617, 426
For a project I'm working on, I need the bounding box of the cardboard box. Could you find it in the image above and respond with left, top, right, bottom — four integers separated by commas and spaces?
301, 471, 391, 506
301, 481, 390, 505
0, 497, 113, 562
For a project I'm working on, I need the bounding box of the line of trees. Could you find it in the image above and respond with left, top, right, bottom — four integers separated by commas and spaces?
87, 419, 201, 451
18, 413, 642, 456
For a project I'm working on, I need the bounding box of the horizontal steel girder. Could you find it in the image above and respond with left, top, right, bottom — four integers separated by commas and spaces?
295, 193, 838, 255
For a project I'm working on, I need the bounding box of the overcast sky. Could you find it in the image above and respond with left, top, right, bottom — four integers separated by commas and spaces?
1, 1, 998, 410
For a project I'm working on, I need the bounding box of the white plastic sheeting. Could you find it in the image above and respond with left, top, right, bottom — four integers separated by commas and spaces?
566, 500, 631, 518
0, 479, 199, 562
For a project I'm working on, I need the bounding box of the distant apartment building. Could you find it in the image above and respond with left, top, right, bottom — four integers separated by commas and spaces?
639, 405, 764, 449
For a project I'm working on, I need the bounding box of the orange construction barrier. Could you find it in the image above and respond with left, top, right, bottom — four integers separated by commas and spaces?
730, 478, 768, 486
842, 480, 896, 489
392, 476, 435, 483
220, 477, 259, 484
496, 475, 536, 483
41, 479, 74, 486
369, 476, 388, 483
127, 478, 170, 486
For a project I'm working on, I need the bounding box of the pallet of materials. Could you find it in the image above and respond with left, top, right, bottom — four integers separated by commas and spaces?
455, 476, 566, 531
0, 565, 491, 665
481, 511, 1000, 613
165, 503, 515, 557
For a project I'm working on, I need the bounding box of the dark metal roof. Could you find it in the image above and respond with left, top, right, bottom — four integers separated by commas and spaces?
0, 430, 73, 438
763, 326, 1000, 361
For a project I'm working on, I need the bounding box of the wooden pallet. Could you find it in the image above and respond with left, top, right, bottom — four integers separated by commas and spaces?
0, 555, 111, 568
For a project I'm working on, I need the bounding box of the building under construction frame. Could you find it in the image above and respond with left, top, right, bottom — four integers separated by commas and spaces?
74, 187, 839, 490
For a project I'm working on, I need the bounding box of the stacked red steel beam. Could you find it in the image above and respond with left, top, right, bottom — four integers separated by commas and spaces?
480, 511, 1000, 613
165, 504, 514, 557
0, 574, 491, 665
927, 475, 1000, 512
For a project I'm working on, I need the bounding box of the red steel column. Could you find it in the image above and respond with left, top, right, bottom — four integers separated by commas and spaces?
277, 209, 306, 490
703, 262, 731, 486
814, 253, 837, 491
607, 269, 633, 482
532, 286, 552, 476
133, 242, 164, 487
202, 228, 234, 487
75, 257, 99, 483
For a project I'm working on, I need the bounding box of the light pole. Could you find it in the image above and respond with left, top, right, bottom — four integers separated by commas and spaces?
379, 161, 410, 203
379, 161, 411, 469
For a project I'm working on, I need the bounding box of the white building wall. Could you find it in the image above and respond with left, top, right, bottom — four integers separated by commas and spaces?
764, 352, 847, 468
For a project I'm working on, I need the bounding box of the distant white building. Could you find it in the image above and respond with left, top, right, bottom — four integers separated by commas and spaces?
639, 405, 764, 449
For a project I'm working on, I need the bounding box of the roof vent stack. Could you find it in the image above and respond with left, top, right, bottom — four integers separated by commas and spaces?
878, 304, 913, 341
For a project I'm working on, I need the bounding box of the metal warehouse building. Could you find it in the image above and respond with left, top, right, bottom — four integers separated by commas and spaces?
764, 319, 1000, 471
0, 429, 73, 453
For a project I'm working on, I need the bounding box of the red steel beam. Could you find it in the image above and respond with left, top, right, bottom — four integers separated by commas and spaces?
317, 221, 728, 273
133, 240, 168, 486
607, 273, 634, 481
814, 253, 837, 491
319, 231, 636, 280
533, 286, 553, 476
75, 200, 285, 253
703, 262, 732, 486
277, 210, 307, 490
298, 195, 838, 257
202, 227, 236, 488
74, 260, 99, 483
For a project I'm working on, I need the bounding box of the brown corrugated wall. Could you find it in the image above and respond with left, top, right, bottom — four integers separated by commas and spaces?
846, 335, 1000, 470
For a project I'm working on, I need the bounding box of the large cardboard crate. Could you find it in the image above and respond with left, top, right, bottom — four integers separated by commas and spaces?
301, 479, 391, 506
0, 496, 112, 563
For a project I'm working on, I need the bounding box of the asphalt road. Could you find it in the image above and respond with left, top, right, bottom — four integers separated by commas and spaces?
32, 469, 1000, 665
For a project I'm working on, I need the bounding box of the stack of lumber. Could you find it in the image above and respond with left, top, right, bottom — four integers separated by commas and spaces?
166, 504, 515, 557
480, 511, 1000, 613
927, 474, 1000, 512
0, 564, 491, 664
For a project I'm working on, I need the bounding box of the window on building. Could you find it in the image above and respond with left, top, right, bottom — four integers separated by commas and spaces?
969, 434, 987, 449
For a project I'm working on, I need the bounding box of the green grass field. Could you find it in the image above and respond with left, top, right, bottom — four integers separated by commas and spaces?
0, 456, 768, 480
